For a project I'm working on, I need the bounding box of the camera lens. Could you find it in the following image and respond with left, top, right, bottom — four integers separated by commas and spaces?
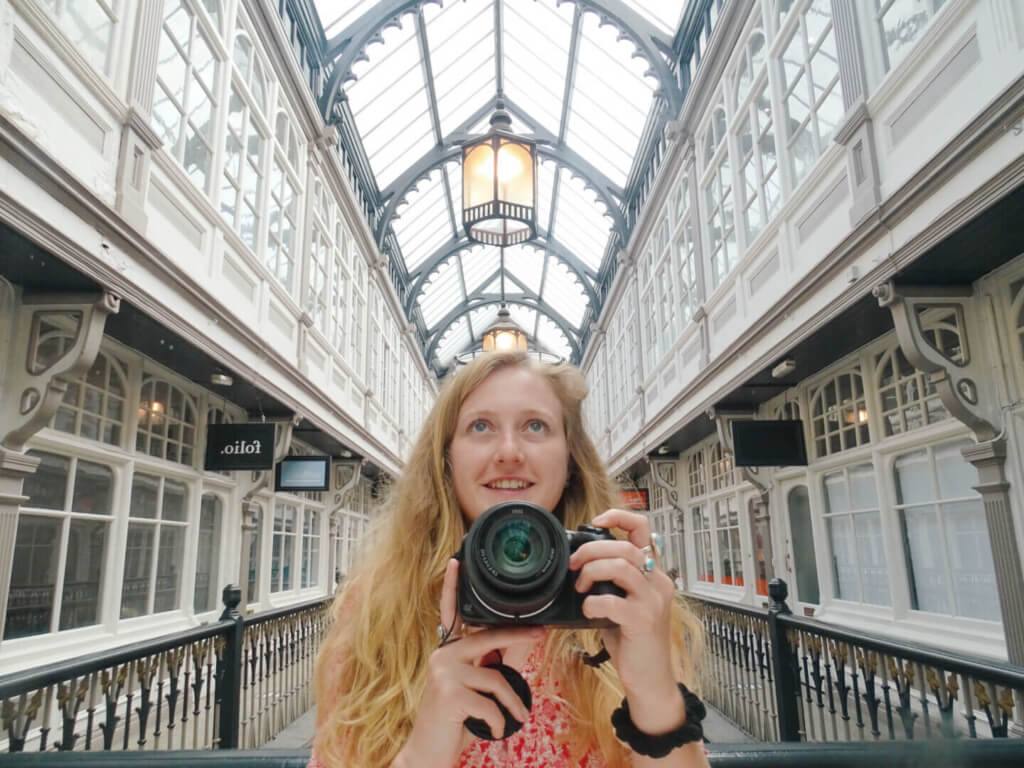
489, 518, 544, 579
464, 501, 569, 619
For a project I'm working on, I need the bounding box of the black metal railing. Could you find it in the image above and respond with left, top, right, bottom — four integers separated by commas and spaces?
1, 739, 1024, 767
692, 580, 1024, 742
0, 586, 333, 753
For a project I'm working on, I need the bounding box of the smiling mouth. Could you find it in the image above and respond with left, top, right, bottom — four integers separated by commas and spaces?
485, 480, 534, 490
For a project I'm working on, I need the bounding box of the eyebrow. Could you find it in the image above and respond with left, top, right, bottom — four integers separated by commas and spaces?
461, 408, 560, 422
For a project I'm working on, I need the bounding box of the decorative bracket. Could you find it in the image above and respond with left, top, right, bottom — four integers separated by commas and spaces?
330, 458, 368, 516
873, 281, 1000, 441
1, 291, 119, 452
709, 407, 769, 494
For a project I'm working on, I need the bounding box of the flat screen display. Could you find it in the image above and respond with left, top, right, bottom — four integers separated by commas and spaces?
731, 420, 808, 467
275, 456, 331, 492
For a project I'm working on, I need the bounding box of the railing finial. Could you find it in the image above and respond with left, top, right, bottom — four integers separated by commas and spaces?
220, 585, 242, 621
768, 578, 790, 614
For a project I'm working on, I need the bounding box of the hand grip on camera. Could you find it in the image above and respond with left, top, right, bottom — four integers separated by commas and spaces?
463, 662, 532, 741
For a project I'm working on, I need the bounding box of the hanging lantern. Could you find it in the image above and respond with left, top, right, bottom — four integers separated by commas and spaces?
480, 306, 528, 352
462, 101, 537, 247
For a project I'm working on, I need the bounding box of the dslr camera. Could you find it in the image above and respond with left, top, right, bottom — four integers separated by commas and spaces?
456, 501, 625, 628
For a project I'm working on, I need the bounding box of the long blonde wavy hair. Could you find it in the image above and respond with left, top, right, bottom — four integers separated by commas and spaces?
313, 351, 704, 767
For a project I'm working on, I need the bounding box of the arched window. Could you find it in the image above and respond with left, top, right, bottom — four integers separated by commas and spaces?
809, 368, 869, 458
136, 377, 198, 466
51, 349, 127, 446
688, 450, 706, 497
775, 399, 801, 421
709, 442, 735, 491
1012, 276, 1024, 371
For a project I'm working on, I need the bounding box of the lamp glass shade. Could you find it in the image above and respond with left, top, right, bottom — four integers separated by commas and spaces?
462, 130, 536, 246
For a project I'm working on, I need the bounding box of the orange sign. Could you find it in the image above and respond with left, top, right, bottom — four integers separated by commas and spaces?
620, 490, 649, 511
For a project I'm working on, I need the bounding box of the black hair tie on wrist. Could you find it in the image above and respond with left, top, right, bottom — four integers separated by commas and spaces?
611, 683, 706, 758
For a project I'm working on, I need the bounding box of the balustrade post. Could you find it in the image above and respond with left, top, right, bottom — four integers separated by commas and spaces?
767, 579, 801, 741
217, 585, 244, 749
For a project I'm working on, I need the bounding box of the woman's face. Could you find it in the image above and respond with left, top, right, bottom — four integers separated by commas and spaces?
448, 366, 570, 524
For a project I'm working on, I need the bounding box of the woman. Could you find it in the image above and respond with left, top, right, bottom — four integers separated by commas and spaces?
311, 351, 707, 767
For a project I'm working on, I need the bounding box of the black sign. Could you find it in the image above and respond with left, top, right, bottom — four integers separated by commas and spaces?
204, 423, 275, 471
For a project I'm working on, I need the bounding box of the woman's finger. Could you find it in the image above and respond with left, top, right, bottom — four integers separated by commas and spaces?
455, 689, 507, 741
450, 626, 543, 662
591, 508, 653, 550
569, 539, 646, 572
439, 558, 460, 638
459, 666, 531, 723
574, 556, 648, 596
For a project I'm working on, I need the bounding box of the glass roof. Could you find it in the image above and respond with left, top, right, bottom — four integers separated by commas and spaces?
315, 0, 688, 370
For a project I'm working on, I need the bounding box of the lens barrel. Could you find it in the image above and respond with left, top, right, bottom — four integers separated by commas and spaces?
464, 501, 568, 618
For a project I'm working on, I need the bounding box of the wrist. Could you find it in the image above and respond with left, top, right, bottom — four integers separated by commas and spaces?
622, 678, 687, 734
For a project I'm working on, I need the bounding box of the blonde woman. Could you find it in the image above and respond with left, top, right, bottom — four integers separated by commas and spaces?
310, 351, 708, 768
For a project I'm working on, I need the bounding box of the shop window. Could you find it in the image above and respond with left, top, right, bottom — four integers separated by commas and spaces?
301, 509, 320, 588
271, 502, 297, 592
787, 485, 820, 604
246, 503, 262, 603
193, 493, 222, 613
894, 441, 998, 620
674, 211, 699, 327
121, 472, 189, 618
4, 451, 113, 639
875, 0, 947, 73
823, 464, 890, 606
152, 0, 220, 194
714, 496, 743, 586
136, 377, 197, 466
809, 369, 870, 458
777, 0, 843, 188
51, 349, 127, 446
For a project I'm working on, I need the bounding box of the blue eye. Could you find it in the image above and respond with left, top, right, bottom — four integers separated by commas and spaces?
526, 420, 547, 433
471, 420, 490, 433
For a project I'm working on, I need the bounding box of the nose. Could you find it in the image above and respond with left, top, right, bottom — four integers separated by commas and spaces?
494, 429, 524, 464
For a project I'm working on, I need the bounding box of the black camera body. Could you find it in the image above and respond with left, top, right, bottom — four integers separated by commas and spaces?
457, 501, 625, 628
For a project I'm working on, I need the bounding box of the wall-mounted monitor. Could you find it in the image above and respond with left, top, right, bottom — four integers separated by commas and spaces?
731, 420, 808, 467
275, 456, 331, 492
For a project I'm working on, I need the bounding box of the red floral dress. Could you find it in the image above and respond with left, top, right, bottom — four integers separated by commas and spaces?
454, 641, 606, 767
307, 640, 606, 768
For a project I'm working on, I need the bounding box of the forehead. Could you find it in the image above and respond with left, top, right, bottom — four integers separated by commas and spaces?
459, 366, 563, 418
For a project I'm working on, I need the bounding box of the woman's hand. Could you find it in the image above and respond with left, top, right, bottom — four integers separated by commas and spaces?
395, 558, 540, 768
569, 509, 687, 734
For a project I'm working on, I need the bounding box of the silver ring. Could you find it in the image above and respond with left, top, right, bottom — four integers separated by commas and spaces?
640, 545, 656, 573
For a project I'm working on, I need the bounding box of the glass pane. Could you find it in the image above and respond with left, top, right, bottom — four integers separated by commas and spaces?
163, 479, 187, 521
121, 524, 154, 618
935, 441, 978, 500
72, 460, 113, 515
24, 451, 70, 511
894, 449, 931, 505
4, 515, 60, 639
902, 505, 949, 614
130, 473, 160, 519
59, 518, 107, 631
154, 526, 185, 613
855, 511, 890, 605
848, 464, 878, 510
194, 495, 221, 613
787, 486, 820, 604
944, 500, 999, 620
827, 515, 857, 601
